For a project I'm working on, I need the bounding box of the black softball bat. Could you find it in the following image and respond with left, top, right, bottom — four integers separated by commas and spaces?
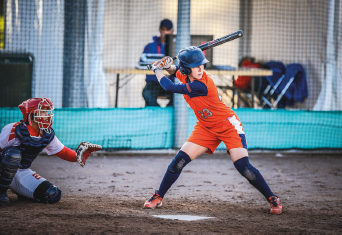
147, 30, 243, 70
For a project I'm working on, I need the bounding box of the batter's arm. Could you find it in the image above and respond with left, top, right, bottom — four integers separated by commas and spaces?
154, 65, 178, 81
165, 65, 178, 76
155, 70, 167, 82
156, 73, 208, 96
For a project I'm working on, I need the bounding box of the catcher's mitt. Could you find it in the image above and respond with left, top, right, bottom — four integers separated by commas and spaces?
76, 142, 102, 167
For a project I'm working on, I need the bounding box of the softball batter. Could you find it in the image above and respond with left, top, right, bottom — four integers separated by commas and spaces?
144, 46, 282, 214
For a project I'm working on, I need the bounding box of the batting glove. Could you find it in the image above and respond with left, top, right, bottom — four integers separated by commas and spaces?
76, 142, 102, 167
151, 60, 163, 73
161, 56, 173, 70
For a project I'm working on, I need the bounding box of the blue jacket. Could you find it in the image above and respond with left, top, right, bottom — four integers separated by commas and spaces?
137, 36, 174, 83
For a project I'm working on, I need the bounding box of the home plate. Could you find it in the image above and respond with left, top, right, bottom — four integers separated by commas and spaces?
152, 215, 215, 221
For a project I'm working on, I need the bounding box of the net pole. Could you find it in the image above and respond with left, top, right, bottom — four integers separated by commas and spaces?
174, 0, 191, 148
63, 0, 87, 107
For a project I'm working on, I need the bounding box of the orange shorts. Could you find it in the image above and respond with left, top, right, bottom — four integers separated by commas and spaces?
187, 115, 248, 154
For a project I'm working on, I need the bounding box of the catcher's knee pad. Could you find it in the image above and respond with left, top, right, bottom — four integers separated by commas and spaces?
233, 156, 259, 181
167, 150, 191, 174
0, 147, 22, 189
33, 180, 62, 203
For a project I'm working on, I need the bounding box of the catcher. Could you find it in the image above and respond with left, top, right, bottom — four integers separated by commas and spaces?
0, 97, 102, 206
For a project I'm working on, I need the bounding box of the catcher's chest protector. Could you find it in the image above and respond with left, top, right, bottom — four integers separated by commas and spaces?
15, 122, 55, 169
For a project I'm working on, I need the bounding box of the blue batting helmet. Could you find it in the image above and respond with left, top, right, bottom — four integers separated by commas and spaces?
178, 46, 209, 76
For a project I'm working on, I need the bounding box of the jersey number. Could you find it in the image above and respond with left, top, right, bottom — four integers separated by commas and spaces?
198, 108, 212, 119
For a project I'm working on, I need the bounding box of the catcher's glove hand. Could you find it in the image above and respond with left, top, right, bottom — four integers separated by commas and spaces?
76, 142, 102, 167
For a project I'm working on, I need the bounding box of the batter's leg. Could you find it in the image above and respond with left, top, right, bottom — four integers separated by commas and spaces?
230, 148, 282, 214
144, 142, 207, 209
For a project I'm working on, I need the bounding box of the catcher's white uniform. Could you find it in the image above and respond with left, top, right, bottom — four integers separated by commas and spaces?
0, 122, 64, 198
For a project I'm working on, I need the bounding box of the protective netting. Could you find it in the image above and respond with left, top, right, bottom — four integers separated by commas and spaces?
0, 0, 341, 150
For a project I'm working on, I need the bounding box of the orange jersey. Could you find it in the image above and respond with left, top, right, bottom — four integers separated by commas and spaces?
176, 70, 236, 128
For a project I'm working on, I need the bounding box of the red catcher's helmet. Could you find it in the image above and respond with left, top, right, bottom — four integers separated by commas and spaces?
18, 97, 54, 133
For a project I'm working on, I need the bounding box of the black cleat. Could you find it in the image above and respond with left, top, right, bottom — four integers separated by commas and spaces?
0, 193, 9, 206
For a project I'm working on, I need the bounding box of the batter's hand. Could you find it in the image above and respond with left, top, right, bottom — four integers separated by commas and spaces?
150, 60, 163, 73
76, 142, 102, 167
161, 56, 173, 69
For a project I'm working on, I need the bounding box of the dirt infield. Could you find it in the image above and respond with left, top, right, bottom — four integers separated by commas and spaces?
1, 152, 342, 233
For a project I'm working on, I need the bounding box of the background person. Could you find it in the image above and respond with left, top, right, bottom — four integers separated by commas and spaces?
136, 19, 175, 107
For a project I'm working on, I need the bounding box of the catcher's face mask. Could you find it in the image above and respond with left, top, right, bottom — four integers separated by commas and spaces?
33, 98, 54, 133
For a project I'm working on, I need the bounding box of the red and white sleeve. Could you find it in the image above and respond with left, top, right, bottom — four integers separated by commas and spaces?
0, 123, 20, 151
54, 146, 77, 162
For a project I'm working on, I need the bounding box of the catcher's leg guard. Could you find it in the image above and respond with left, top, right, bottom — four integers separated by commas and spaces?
33, 180, 62, 203
0, 147, 22, 201
234, 156, 275, 200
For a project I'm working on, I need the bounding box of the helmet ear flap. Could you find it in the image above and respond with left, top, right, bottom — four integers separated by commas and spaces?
28, 113, 32, 126
180, 66, 191, 76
